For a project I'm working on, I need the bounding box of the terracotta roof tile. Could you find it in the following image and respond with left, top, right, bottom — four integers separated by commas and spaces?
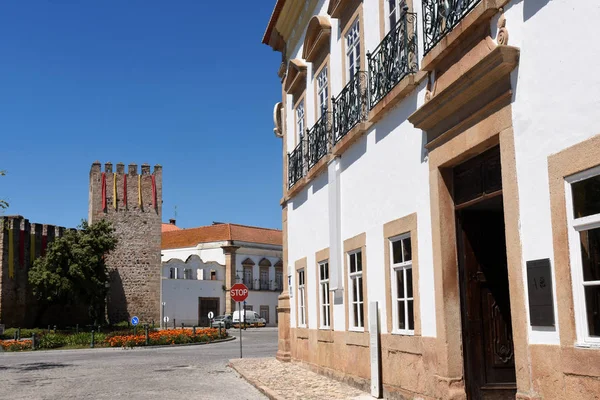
161, 223, 181, 233
161, 223, 282, 250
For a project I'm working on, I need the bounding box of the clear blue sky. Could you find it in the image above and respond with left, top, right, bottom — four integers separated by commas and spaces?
0, 1, 283, 230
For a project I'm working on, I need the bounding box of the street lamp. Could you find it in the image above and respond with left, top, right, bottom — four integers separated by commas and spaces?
161, 302, 166, 329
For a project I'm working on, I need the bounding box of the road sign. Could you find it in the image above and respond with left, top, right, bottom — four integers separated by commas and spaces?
131, 316, 139, 326
163, 316, 170, 323
208, 311, 214, 319
230, 283, 249, 302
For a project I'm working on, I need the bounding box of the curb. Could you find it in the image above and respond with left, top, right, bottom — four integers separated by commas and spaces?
130, 335, 236, 350
228, 362, 282, 400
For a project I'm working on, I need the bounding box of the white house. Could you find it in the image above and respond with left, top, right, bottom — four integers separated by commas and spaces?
160, 221, 283, 327
263, 0, 600, 399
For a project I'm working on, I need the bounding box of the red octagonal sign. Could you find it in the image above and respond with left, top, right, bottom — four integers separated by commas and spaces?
230, 283, 249, 302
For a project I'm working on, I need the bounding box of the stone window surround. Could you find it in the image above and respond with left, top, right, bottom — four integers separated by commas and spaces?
295, 257, 308, 332
383, 213, 421, 336
549, 133, 600, 379
315, 247, 333, 331
344, 233, 368, 332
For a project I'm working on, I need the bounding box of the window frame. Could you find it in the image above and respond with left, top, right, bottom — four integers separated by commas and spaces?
565, 165, 600, 346
386, 0, 407, 32
294, 97, 306, 147
345, 17, 361, 83
389, 233, 415, 335
169, 267, 175, 279
348, 250, 364, 331
319, 260, 331, 329
298, 268, 307, 327
243, 265, 254, 288
316, 65, 329, 118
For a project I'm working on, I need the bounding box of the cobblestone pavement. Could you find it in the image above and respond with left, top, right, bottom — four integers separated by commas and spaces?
229, 358, 372, 400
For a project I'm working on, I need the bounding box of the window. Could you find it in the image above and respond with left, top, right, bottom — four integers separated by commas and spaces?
316, 66, 328, 118
345, 18, 360, 81
260, 305, 269, 324
387, 0, 407, 31
298, 269, 306, 326
260, 267, 269, 290
275, 267, 283, 291
348, 250, 364, 329
210, 270, 216, 280
183, 268, 192, 280
169, 267, 175, 279
390, 234, 414, 333
319, 261, 330, 328
243, 266, 253, 287
296, 100, 305, 144
567, 166, 600, 344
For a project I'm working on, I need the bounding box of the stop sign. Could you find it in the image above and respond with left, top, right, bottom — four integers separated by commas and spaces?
230, 283, 249, 302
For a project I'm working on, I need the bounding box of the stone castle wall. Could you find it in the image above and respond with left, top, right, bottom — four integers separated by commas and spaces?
0, 216, 76, 327
88, 162, 162, 324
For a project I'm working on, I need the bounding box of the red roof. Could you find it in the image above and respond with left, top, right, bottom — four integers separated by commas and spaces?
162, 223, 181, 233
162, 223, 282, 250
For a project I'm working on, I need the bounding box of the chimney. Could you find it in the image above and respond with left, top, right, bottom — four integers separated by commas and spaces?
169, 219, 176, 225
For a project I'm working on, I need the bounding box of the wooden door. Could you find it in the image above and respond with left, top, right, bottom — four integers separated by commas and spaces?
457, 207, 516, 399
198, 297, 220, 327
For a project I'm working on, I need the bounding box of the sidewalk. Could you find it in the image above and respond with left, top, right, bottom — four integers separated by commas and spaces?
229, 357, 372, 400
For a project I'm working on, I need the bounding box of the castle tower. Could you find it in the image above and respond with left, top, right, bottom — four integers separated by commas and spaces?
89, 162, 162, 323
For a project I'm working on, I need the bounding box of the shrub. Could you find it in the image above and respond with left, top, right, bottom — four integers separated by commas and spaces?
1, 328, 46, 340
38, 333, 67, 349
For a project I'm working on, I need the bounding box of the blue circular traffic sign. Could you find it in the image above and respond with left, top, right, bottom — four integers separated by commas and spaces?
131, 316, 139, 326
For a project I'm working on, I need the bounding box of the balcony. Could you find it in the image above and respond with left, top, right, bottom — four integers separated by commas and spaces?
367, 10, 419, 110
333, 71, 368, 144
422, 0, 481, 55
288, 142, 304, 189
307, 112, 331, 169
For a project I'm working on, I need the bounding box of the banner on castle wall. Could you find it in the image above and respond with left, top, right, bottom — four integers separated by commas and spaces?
113, 172, 117, 210
123, 174, 127, 206
30, 233, 36, 264
101, 172, 107, 211
8, 229, 14, 278
19, 230, 24, 267
138, 174, 142, 208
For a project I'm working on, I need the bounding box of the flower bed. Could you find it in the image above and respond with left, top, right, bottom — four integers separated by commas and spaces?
107, 328, 226, 348
1, 339, 32, 352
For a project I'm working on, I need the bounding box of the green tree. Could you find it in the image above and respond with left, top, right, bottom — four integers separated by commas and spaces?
29, 219, 118, 325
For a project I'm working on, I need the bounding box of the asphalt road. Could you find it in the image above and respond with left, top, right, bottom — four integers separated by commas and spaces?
0, 327, 277, 400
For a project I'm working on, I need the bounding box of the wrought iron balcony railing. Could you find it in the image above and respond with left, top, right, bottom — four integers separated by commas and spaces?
288, 141, 304, 189
367, 10, 418, 109
259, 280, 270, 290
307, 112, 331, 169
333, 71, 368, 144
422, 0, 481, 55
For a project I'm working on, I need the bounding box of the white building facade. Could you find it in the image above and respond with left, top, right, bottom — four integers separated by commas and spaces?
263, 0, 600, 399
161, 223, 283, 327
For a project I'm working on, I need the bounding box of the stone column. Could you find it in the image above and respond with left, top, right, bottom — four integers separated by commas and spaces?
222, 244, 240, 315
276, 206, 292, 362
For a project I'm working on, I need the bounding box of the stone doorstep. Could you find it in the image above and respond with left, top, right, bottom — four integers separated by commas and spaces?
228, 357, 372, 400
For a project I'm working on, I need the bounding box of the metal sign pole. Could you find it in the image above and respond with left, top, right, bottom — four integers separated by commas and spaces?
239, 301, 243, 358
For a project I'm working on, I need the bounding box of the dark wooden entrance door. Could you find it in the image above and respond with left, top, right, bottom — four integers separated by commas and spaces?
198, 297, 220, 327
454, 147, 516, 399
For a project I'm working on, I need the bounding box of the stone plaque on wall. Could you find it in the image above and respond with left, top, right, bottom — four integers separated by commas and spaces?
526, 258, 555, 327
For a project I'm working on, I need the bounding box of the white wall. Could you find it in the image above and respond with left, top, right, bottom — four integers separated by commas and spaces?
285, 1, 436, 336
502, 0, 600, 345
162, 279, 224, 326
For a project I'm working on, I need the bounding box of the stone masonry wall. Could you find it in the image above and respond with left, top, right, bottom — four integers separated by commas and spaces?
0, 216, 72, 327
89, 162, 162, 324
